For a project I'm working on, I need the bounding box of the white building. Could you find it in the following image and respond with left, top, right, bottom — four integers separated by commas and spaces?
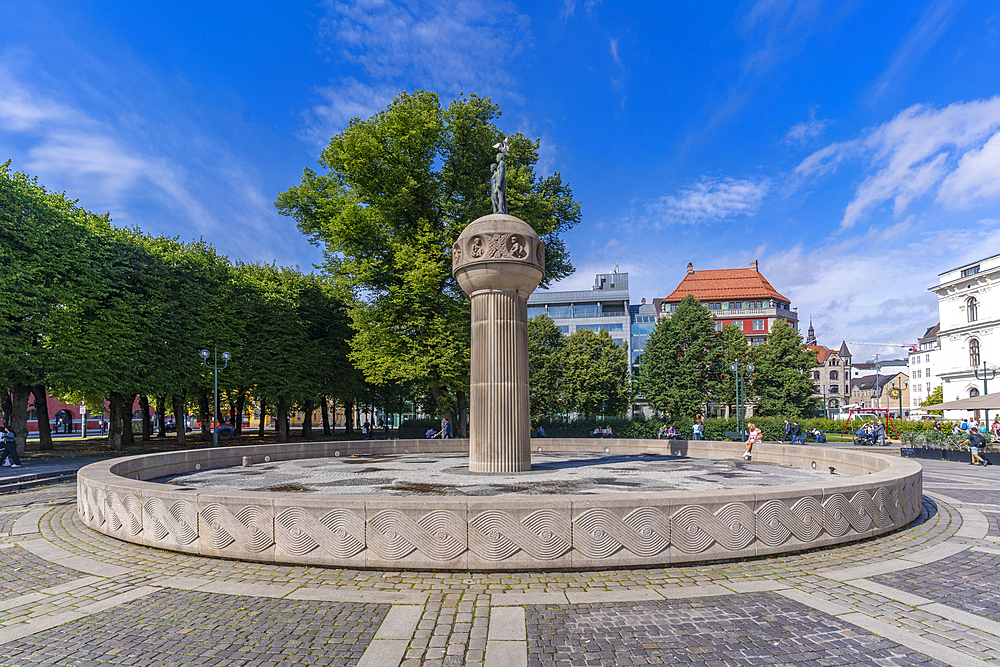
908, 324, 941, 416
929, 253, 1000, 423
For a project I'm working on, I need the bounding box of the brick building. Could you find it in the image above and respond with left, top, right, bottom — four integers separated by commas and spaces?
654, 260, 798, 345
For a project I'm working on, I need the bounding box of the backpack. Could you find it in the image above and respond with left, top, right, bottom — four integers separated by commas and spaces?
969, 432, 986, 449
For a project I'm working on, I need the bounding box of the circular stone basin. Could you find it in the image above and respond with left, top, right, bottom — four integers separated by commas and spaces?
156, 452, 845, 496
76, 438, 923, 571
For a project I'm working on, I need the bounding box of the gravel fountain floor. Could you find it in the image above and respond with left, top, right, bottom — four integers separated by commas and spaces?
156, 452, 843, 496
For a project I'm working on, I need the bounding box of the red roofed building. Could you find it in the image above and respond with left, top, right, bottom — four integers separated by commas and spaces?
654, 260, 798, 345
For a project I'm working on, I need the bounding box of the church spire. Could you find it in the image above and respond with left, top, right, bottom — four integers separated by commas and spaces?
806, 316, 816, 346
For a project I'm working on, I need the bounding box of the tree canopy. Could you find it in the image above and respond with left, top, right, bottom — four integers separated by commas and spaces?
561, 329, 629, 418
275, 91, 582, 428
749, 319, 822, 418
637, 295, 722, 419
527, 314, 566, 418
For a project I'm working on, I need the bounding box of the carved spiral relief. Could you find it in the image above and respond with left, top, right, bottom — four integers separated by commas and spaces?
672, 503, 755, 554
573, 507, 670, 559
469, 509, 571, 560
275, 507, 366, 559
200, 504, 274, 553
79, 483, 106, 527
368, 509, 467, 561
106, 491, 143, 536
143, 498, 198, 545
756, 497, 822, 546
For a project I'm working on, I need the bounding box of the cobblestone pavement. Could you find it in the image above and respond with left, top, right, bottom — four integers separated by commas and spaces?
0, 457, 999, 666
526, 593, 948, 666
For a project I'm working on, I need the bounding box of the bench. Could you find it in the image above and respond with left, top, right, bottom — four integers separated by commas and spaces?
724, 430, 745, 441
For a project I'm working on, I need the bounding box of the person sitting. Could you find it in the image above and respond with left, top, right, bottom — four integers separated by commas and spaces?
744, 422, 762, 461
592, 427, 602, 437
536, 425, 545, 437
601, 425, 613, 438
667, 425, 678, 440
657, 424, 669, 440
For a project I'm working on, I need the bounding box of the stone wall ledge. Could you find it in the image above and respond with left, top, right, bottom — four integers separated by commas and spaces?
76, 439, 922, 571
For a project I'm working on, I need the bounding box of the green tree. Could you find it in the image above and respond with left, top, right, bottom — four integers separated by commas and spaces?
715, 323, 750, 416
749, 319, 821, 418
274, 91, 581, 434
561, 329, 629, 417
921, 385, 944, 415
528, 314, 565, 418
637, 295, 721, 419
0, 162, 110, 454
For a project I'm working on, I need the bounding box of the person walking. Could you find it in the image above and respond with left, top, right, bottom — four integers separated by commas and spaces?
0, 426, 21, 468
790, 421, 804, 445
744, 422, 762, 461
692, 420, 703, 441
362, 420, 371, 440
443, 419, 452, 439
959, 429, 990, 466
783, 420, 792, 443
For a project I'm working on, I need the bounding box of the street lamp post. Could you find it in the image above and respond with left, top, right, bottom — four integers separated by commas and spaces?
974, 362, 997, 427
729, 360, 755, 438
889, 380, 907, 421
200, 348, 231, 448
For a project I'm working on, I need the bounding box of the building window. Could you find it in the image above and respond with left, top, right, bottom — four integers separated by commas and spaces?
925, 354, 930, 363
813, 371, 820, 380
971, 387, 980, 398
829, 385, 838, 393
970, 338, 981, 367
753, 319, 765, 331
830, 370, 838, 380
912, 355, 919, 365
527, 306, 546, 319
961, 265, 980, 278
830, 358, 838, 366
547, 305, 571, 318
732, 321, 743, 329
574, 304, 600, 318
714, 322, 723, 332
926, 382, 930, 392
558, 326, 569, 333
967, 297, 978, 323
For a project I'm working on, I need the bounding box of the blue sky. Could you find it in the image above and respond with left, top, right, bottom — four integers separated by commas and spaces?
2, 0, 999, 360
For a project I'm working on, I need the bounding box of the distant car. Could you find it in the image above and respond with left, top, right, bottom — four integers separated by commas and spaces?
163, 422, 193, 433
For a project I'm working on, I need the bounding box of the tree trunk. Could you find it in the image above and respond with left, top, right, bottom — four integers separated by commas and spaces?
108, 392, 124, 452
1, 388, 12, 427
321, 396, 331, 436
139, 395, 152, 441
10, 384, 31, 457
345, 400, 354, 435
121, 394, 136, 447
234, 391, 246, 437
198, 390, 211, 441
302, 399, 313, 438
156, 397, 167, 438
456, 390, 467, 438
258, 397, 267, 437
276, 395, 289, 443
171, 393, 186, 446
32, 385, 54, 451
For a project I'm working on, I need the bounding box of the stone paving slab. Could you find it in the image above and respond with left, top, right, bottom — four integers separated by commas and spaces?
1, 545, 87, 599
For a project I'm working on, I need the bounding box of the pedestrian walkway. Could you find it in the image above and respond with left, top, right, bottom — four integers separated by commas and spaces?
0, 457, 998, 666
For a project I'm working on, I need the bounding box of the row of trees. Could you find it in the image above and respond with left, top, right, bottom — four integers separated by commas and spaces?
637, 295, 821, 420
0, 160, 373, 453
528, 316, 630, 418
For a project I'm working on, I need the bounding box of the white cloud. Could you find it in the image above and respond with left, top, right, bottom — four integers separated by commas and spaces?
872, 0, 965, 99
795, 97, 1000, 228
784, 107, 830, 145
643, 177, 771, 227
609, 38, 621, 67
309, 0, 530, 138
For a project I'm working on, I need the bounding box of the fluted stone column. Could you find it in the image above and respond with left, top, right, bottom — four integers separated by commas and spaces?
453, 214, 544, 472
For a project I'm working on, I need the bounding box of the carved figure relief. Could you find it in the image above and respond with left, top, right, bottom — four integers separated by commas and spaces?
508, 234, 527, 259
469, 236, 484, 258
536, 242, 545, 267
452, 242, 461, 267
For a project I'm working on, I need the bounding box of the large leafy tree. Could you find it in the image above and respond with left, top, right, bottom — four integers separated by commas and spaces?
714, 323, 750, 416
561, 329, 629, 417
749, 319, 822, 417
275, 91, 581, 434
921, 385, 944, 415
528, 314, 565, 418
0, 162, 109, 453
638, 295, 722, 419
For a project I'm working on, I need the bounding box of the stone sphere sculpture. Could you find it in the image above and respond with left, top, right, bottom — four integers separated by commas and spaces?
453, 213, 545, 472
